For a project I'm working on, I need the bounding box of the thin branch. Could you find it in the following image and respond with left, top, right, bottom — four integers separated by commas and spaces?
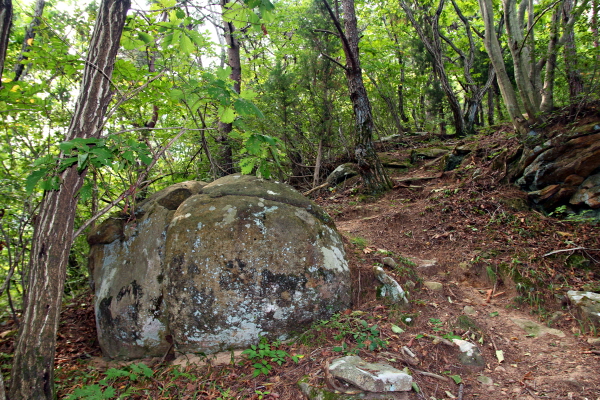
320, 0, 357, 71
313, 28, 339, 37
543, 247, 600, 257
320, 52, 347, 70
73, 128, 188, 239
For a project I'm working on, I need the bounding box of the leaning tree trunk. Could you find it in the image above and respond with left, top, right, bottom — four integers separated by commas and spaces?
13, 0, 45, 81
322, 0, 392, 193
217, 0, 241, 176
562, 0, 584, 103
478, 0, 527, 134
9, 1, 130, 399
0, 0, 12, 82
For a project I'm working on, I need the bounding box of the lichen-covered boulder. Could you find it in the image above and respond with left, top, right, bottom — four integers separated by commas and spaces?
88, 181, 206, 359
164, 174, 350, 354
88, 175, 350, 359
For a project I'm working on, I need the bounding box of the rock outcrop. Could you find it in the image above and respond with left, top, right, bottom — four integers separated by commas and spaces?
516, 126, 600, 214
88, 175, 351, 360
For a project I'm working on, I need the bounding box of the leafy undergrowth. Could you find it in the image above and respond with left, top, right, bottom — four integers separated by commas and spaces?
2, 118, 600, 399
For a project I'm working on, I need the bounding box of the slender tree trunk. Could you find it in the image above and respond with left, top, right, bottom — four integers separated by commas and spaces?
0, 0, 12, 83
478, 0, 527, 134
217, 0, 241, 176
400, 0, 466, 136
13, 0, 45, 81
322, 0, 391, 193
503, 0, 539, 117
593, 0, 599, 58
540, 5, 561, 112
562, 0, 584, 102
487, 85, 494, 126
9, 1, 130, 399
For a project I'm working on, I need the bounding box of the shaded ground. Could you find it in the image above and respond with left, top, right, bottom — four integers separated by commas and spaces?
1, 122, 600, 399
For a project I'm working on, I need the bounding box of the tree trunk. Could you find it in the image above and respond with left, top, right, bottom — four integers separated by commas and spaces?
322, 0, 391, 193
400, 0, 466, 136
540, 5, 561, 112
562, 0, 584, 103
0, 0, 12, 83
217, 0, 241, 176
478, 0, 527, 134
502, 0, 540, 117
9, 1, 130, 399
13, 0, 45, 81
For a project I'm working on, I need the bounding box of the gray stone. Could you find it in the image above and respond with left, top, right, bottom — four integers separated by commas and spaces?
570, 173, 600, 209
298, 381, 409, 399
567, 291, 600, 327
89, 175, 351, 359
510, 318, 565, 338
452, 339, 485, 368
327, 163, 360, 185
587, 337, 600, 347
463, 306, 477, 315
423, 281, 443, 291
373, 266, 408, 304
329, 356, 413, 392
382, 257, 397, 269
477, 375, 494, 385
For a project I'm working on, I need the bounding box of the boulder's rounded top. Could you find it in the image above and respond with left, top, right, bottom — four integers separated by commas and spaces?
202, 174, 333, 225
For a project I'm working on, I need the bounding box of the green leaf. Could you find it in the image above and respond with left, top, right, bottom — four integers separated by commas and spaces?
219, 107, 236, 123
138, 32, 154, 44
77, 152, 89, 172
391, 324, 405, 334
216, 67, 232, 81
450, 374, 462, 384
240, 158, 255, 175
26, 169, 47, 194
78, 181, 93, 201
179, 33, 194, 53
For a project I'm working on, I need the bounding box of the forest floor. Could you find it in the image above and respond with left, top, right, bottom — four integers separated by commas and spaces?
2, 118, 600, 399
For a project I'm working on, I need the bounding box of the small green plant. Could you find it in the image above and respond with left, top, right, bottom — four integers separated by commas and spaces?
242, 337, 300, 377
65, 363, 153, 400
349, 235, 368, 249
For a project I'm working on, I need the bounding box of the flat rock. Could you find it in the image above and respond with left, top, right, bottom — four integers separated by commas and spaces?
567, 291, 600, 327
329, 356, 413, 392
423, 281, 443, 291
373, 266, 408, 304
510, 318, 565, 337
452, 339, 485, 369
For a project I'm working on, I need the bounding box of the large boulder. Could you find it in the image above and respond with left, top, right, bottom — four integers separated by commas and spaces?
88, 175, 351, 359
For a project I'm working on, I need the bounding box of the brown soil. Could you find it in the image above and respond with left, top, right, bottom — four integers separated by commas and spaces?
2, 120, 600, 399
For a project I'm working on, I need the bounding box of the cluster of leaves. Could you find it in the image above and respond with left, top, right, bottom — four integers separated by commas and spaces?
241, 337, 300, 377
26, 135, 152, 198
306, 312, 388, 354
65, 363, 154, 400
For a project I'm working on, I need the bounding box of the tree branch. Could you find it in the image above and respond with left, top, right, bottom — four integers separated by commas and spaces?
73, 128, 188, 239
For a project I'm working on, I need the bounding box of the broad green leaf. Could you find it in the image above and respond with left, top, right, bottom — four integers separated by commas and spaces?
216, 67, 232, 81
450, 374, 462, 384
26, 169, 47, 194
138, 32, 154, 44
391, 324, 405, 334
179, 33, 194, 54
219, 107, 236, 123
239, 158, 255, 174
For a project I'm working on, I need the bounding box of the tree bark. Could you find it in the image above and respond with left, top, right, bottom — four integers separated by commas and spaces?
217, 0, 241, 176
502, 0, 540, 117
478, 0, 527, 134
13, 0, 45, 81
9, 1, 130, 399
400, 0, 466, 136
540, 4, 561, 112
562, 0, 584, 103
322, 0, 391, 193
0, 0, 12, 83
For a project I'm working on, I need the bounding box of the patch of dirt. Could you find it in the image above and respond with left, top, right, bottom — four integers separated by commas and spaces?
2, 121, 600, 399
